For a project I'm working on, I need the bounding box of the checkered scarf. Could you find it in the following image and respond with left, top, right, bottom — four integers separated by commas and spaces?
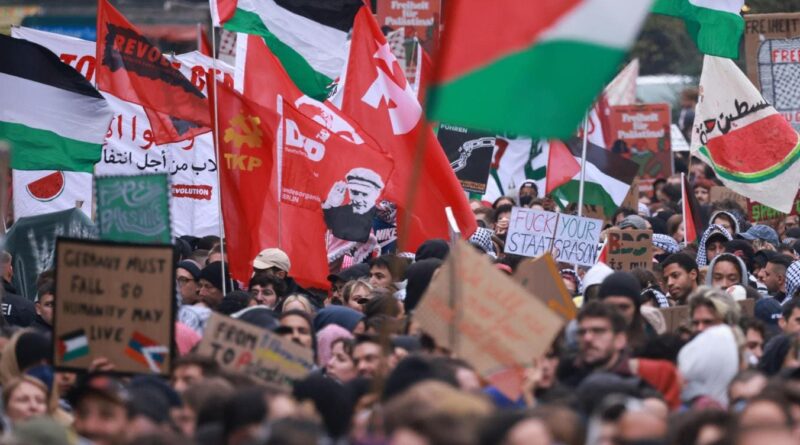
787, 261, 800, 299
469, 227, 496, 258
643, 286, 670, 308
696, 224, 733, 267
652, 233, 680, 254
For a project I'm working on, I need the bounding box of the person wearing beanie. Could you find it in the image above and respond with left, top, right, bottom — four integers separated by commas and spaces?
198, 262, 238, 309
414, 239, 449, 262
618, 215, 649, 231
597, 272, 652, 352
176, 260, 201, 305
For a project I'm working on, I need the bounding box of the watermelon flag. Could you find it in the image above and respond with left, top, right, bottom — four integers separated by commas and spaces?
653, 0, 744, 59
334, 7, 477, 249
96, 0, 210, 143
211, 0, 362, 101
0, 35, 112, 173
426, 0, 653, 139
681, 172, 705, 244
691, 56, 800, 213
549, 138, 640, 215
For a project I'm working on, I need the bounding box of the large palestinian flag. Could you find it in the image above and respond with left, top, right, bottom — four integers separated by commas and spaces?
211, 0, 361, 101
427, 0, 653, 139
653, 0, 744, 59
691, 56, 800, 213
0, 35, 111, 173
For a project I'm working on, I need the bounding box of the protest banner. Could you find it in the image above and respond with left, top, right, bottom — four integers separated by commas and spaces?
606, 229, 653, 271
196, 313, 314, 390
414, 240, 563, 382
439, 124, 496, 194
376, 0, 441, 51
709, 186, 749, 210
5, 209, 97, 299
607, 104, 672, 191
52, 239, 175, 375
96, 174, 172, 244
747, 190, 800, 225
505, 207, 601, 267
744, 13, 800, 132
514, 254, 578, 321
11, 27, 228, 236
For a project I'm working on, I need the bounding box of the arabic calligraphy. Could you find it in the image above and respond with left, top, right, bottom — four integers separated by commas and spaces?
103, 148, 216, 176
695, 98, 771, 145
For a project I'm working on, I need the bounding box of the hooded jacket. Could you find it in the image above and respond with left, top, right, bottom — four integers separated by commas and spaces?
696, 224, 733, 267
708, 210, 741, 235
706, 253, 749, 288
678, 324, 739, 407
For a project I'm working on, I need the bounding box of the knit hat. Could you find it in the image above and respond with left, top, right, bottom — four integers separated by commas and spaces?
15, 331, 51, 371
581, 262, 614, 294
598, 272, 642, 307
619, 215, 648, 230
415, 239, 450, 262
198, 261, 237, 292
316, 324, 353, 367
327, 263, 370, 284
177, 260, 201, 280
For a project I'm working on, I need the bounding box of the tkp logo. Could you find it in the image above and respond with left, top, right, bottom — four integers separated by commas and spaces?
361, 42, 421, 135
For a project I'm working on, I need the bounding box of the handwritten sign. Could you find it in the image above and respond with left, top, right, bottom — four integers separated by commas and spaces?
748, 190, 800, 223
608, 104, 672, 191
439, 124, 495, 194
53, 239, 175, 375
744, 13, 800, 132
606, 229, 653, 271
196, 313, 314, 390
660, 300, 756, 333
505, 207, 601, 267
514, 254, 578, 321
414, 240, 563, 379
96, 174, 171, 244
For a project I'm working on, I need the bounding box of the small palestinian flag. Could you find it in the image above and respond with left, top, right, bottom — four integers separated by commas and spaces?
125, 331, 166, 372
58, 329, 89, 362
681, 173, 707, 245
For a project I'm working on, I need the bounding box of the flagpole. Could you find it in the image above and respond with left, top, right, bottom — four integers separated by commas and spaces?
196, 23, 202, 52
211, 25, 227, 296
577, 114, 590, 218
276, 95, 284, 250
681, 172, 687, 245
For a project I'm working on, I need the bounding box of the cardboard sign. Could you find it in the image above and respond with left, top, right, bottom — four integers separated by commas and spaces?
621, 177, 641, 211
196, 313, 314, 390
53, 239, 175, 375
660, 300, 757, 333
376, 0, 441, 51
709, 186, 749, 210
414, 240, 563, 379
606, 229, 653, 271
744, 13, 800, 132
607, 104, 673, 191
513, 254, 578, 321
505, 207, 602, 267
439, 124, 496, 194
96, 174, 171, 244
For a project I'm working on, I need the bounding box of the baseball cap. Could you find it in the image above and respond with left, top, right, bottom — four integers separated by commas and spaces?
67, 373, 129, 407
253, 248, 291, 272
755, 297, 783, 339
739, 224, 780, 248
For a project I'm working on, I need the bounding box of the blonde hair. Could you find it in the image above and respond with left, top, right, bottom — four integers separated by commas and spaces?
280, 294, 314, 314
342, 279, 372, 304
2, 375, 51, 414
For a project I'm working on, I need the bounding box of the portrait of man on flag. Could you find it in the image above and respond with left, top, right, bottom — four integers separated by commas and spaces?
323, 167, 386, 243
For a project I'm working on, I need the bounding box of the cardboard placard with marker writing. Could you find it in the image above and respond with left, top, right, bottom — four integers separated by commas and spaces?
513, 253, 578, 321
505, 207, 602, 267
605, 229, 653, 271
414, 240, 564, 380
195, 313, 314, 391
52, 238, 176, 375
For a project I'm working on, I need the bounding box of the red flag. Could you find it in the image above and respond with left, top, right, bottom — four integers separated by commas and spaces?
211, 75, 394, 288
545, 140, 581, 194
198, 26, 213, 57
96, 0, 210, 143
337, 7, 476, 250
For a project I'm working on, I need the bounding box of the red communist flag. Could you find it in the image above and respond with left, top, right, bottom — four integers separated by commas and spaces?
211, 76, 394, 288
96, 0, 210, 143
337, 7, 476, 249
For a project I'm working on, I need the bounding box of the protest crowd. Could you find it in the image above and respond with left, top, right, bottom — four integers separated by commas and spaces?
5, 0, 800, 445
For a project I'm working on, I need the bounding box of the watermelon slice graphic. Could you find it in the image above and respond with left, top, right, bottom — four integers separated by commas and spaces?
26, 172, 65, 202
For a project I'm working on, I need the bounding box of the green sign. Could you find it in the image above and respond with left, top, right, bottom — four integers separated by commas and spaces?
96, 174, 171, 244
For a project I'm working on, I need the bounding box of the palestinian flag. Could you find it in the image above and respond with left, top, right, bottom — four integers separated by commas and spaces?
211, 0, 361, 101
691, 56, 800, 213
681, 173, 705, 244
653, 0, 744, 59
0, 35, 112, 173
549, 138, 639, 215
58, 329, 90, 362
427, 0, 653, 139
